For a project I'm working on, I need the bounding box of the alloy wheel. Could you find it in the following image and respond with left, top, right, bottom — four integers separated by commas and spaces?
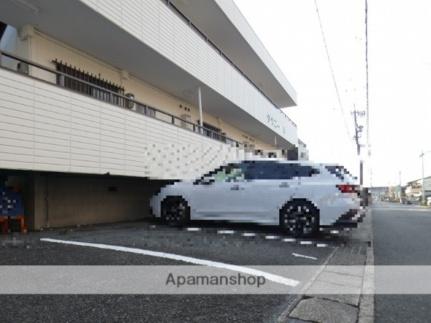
281, 203, 318, 238
162, 198, 189, 226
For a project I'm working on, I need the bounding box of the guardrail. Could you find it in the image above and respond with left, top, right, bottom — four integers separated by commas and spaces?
0, 50, 244, 149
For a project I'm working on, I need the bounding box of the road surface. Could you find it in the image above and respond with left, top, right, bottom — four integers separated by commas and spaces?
373, 202, 431, 322
0, 220, 341, 323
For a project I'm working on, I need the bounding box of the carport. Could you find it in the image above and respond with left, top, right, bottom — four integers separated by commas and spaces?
0, 170, 170, 231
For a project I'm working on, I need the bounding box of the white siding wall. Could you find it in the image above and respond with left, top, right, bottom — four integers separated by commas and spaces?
79, 0, 297, 146
0, 68, 245, 179
214, 0, 297, 102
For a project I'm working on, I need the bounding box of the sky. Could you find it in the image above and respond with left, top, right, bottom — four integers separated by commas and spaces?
234, 0, 431, 187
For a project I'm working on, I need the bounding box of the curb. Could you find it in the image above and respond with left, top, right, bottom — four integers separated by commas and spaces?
276, 246, 339, 323
358, 209, 374, 323
280, 208, 374, 323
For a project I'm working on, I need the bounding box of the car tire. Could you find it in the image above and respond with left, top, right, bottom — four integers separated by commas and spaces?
280, 200, 319, 238
161, 197, 190, 227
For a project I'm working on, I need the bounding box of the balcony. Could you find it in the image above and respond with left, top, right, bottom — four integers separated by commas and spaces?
0, 0, 298, 149
0, 50, 248, 180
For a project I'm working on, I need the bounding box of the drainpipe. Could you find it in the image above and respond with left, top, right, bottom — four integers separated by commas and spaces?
198, 87, 203, 133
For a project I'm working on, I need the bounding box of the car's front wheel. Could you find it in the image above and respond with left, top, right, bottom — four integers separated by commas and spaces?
280, 200, 319, 238
161, 197, 190, 227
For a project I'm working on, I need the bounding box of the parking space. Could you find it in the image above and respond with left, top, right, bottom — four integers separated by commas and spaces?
0, 219, 367, 323
0, 218, 358, 268
28, 220, 344, 264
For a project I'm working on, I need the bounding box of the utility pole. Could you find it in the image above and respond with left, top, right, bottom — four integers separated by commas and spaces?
399, 170, 402, 203
365, 0, 370, 157
365, 0, 372, 187
420, 151, 430, 205
352, 109, 365, 186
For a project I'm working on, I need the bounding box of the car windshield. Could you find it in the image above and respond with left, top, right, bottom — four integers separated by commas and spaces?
198, 164, 245, 183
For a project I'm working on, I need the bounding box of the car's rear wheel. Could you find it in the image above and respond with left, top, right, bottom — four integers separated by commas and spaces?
161, 197, 190, 227
280, 200, 319, 238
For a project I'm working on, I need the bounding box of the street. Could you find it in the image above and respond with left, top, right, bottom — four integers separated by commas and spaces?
373, 202, 431, 322
0, 219, 369, 323
6, 202, 431, 323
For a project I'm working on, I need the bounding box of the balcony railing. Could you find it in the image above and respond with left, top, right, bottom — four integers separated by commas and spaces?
0, 50, 244, 149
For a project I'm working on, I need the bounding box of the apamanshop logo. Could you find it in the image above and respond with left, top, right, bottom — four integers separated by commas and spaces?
166, 273, 266, 288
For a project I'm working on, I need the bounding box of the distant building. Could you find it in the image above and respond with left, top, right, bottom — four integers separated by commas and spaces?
405, 176, 431, 199
369, 187, 388, 198
298, 139, 309, 161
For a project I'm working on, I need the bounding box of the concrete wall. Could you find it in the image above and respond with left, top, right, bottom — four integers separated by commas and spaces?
5, 171, 169, 230
36, 173, 169, 229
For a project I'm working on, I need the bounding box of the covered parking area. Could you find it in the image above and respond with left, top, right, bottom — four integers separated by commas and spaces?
0, 170, 171, 231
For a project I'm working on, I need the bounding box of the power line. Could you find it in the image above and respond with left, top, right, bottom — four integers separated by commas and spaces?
365, 0, 370, 154
313, 0, 352, 140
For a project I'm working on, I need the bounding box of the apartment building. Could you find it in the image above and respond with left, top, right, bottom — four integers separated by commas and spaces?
0, 0, 298, 229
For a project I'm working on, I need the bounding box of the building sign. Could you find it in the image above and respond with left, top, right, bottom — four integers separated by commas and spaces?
266, 113, 280, 130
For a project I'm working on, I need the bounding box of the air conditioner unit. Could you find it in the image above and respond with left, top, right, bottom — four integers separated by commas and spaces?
125, 93, 135, 109
180, 114, 192, 129
17, 62, 29, 75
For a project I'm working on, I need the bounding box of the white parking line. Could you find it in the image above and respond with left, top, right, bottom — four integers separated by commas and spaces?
265, 235, 279, 240
316, 243, 328, 248
300, 241, 313, 245
242, 233, 256, 237
40, 238, 300, 287
217, 230, 235, 235
292, 253, 317, 260
186, 228, 201, 232
282, 238, 296, 242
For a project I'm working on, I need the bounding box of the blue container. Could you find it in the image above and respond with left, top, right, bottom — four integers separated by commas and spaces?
0, 187, 24, 217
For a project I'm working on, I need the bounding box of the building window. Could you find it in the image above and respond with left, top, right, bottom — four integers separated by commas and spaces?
201, 122, 225, 142
52, 60, 125, 107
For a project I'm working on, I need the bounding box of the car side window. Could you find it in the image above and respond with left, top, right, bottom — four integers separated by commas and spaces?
244, 162, 319, 180
204, 164, 245, 183
244, 161, 291, 180
293, 165, 320, 177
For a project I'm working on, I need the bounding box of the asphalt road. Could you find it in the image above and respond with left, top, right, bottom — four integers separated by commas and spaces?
0, 220, 346, 323
373, 202, 431, 323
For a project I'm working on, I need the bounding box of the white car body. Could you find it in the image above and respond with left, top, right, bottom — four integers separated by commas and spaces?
150, 159, 361, 227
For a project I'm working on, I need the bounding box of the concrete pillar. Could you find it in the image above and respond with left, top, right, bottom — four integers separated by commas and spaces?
33, 173, 49, 230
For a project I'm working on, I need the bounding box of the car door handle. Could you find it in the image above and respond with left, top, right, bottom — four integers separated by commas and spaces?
230, 184, 243, 191
279, 182, 290, 188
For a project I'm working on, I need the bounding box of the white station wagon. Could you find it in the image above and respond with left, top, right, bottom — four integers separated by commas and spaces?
150, 159, 362, 237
